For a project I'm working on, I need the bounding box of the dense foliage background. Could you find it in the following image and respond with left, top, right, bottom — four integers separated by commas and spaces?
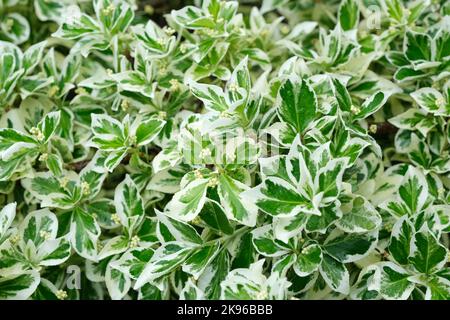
0, 0, 449, 300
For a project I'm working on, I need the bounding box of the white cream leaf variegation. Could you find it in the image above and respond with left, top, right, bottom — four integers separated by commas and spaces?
0, 0, 449, 301
244, 137, 349, 222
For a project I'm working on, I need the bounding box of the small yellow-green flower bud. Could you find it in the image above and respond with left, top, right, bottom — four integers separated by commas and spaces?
281, 25, 290, 35
144, 5, 154, 15
111, 213, 121, 225
129, 235, 140, 248
163, 27, 176, 36
255, 289, 268, 300
39, 153, 49, 162
436, 97, 446, 108
158, 111, 167, 120
169, 79, 180, 91
207, 176, 218, 187
39, 230, 52, 241
121, 99, 130, 112
59, 177, 69, 188
4, 19, 14, 32
194, 169, 203, 180
228, 83, 239, 93
47, 85, 59, 98
81, 181, 90, 196
56, 290, 68, 300
351, 105, 361, 115
30, 127, 45, 141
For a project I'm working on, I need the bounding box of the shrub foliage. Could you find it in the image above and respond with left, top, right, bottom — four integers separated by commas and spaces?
0, 0, 449, 300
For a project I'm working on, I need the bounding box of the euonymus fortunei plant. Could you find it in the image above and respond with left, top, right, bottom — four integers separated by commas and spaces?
0, 0, 449, 300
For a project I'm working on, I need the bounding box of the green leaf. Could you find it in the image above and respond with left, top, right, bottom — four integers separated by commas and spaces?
180, 279, 204, 300
80, 166, 107, 200
53, 12, 100, 40
386, 51, 409, 67
231, 230, 256, 269
405, 31, 432, 61
388, 216, 413, 266
183, 242, 220, 278
332, 78, 352, 112
273, 214, 308, 243
409, 225, 447, 275
316, 158, 349, 203
339, 0, 359, 31
34, 0, 68, 22
384, 0, 404, 22
0, 128, 38, 161
134, 241, 195, 289
398, 166, 428, 215
133, 21, 176, 58
0, 271, 40, 300
135, 117, 166, 147
323, 232, 377, 263
425, 275, 450, 300
188, 80, 228, 112
152, 140, 182, 174
319, 253, 350, 294
31, 279, 59, 300
112, 71, 153, 96
22, 172, 81, 209
0, 202, 16, 242
1, 13, 30, 45
389, 108, 435, 137
164, 178, 209, 222
105, 262, 131, 300
114, 175, 144, 233
23, 40, 47, 73
37, 111, 61, 143
107, 2, 135, 35
199, 200, 234, 235
411, 87, 448, 115
336, 196, 382, 233
70, 207, 101, 261
434, 27, 450, 62
45, 153, 63, 177
99, 149, 129, 172
111, 247, 154, 280
220, 260, 268, 300
39, 238, 71, 266
379, 262, 415, 300
277, 78, 317, 133
98, 235, 129, 260
240, 48, 271, 66
350, 265, 381, 300
251, 225, 290, 257
305, 203, 342, 233
249, 176, 310, 217
138, 282, 169, 300
294, 244, 322, 276
272, 254, 296, 277
89, 114, 127, 151
353, 91, 390, 120
156, 210, 203, 246
197, 250, 230, 299
0, 154, 34, 181
218, 173, 258, 227
394, 67, 426, 82
19, 208, 58, 247
147, 166, 185, 193
227, 57, 251, 108
171, 6, 215, 29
